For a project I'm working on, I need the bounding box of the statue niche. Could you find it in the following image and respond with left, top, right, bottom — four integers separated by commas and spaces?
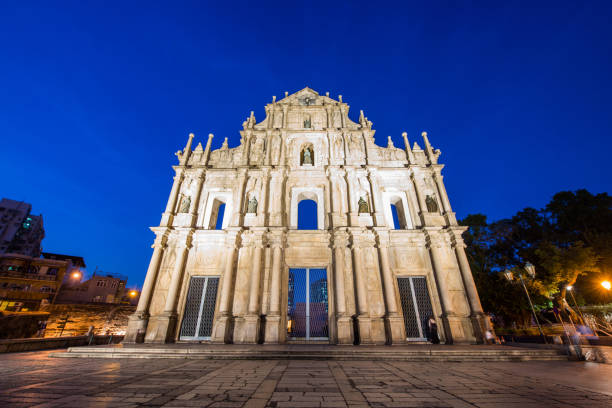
425, 195, 439, 213
179, 195, 191, 213
247, 196, 258, 213
300, 144, 314, 166
358, 197, 369, 214
303, 114, 311, 128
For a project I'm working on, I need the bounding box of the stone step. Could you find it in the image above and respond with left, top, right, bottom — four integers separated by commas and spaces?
51, 345, 568, 362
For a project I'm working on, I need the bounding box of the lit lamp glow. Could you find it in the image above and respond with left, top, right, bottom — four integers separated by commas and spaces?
128, 290, 138, 297
602, 281, 611, 291
71, 271, 81, 279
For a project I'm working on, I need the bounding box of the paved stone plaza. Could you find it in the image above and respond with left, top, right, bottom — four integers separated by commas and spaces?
1, 350, 611, 408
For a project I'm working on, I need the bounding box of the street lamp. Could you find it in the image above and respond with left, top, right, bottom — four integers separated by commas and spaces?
602, 280, 611, 291
504, 262, 547, 344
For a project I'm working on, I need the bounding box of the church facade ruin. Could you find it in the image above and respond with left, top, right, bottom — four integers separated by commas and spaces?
125, 88, 489, 345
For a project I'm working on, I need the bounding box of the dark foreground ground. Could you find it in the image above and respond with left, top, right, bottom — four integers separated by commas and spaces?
1, 350, 611, 408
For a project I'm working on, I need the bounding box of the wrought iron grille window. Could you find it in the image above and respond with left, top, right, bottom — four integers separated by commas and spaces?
179, 276, 219, 340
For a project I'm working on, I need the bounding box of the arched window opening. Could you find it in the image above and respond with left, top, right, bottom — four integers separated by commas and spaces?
390, 204, 401, 230
215, 203, 226, 230
388, 196, 409, 229
208, 199, 227, 230
297, 199, 318, 230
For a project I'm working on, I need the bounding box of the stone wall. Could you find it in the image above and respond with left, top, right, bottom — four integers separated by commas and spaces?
41, 304, 135, 337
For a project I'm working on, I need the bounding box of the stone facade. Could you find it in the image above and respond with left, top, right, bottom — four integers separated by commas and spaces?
125, 88, 489, 345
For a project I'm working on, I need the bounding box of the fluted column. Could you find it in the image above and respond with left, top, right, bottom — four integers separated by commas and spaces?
241, 229, 266, 343
333, 229, 353, 344
426, 229, 474, 344
163, 238, 192, 314
161, 169, 184, 226
375, 230, 405, 344
189, 170, 205, 227
433, 169, 452, 214
212, 229, 240, 343
451, 230, 488, 342
367, 168, 385, 226
265, 230, 285, 343
125, 231, 168, 343
410, 171, 427, 215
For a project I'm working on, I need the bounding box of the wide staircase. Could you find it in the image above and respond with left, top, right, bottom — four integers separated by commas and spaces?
51, 343, 568, 362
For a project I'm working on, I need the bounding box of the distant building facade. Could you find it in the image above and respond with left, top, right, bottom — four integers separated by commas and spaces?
0, 253, 68, 311
55, 271, 137, 305
0, 198, 44, 257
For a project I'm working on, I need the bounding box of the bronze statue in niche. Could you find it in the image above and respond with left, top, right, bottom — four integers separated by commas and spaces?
247, 196, 258, 213
426, 195, 439, 213
358, 197, 369, 213
179, 195, 191, 213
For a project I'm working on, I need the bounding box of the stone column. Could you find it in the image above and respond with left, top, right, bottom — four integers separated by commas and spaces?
426, 229, 474, 344
265, 230, 285, 343
211, 229, 240, 343
189, 170, 205, 227
367, 168, 386, 226
242, 229, 266, 343
230, 169, 248, 226
333, 229, 353, 344
346, 169, 360, 226
410, 171, 427, 215
451, 229, 489, 342
433, 168, 457, 224
161, 169, 184, 226
350, 230, 373, 344
259, 168, 270, 225
149, 232, 192, 343
125, 231, 167, 343
269, 168, 285, 226
375, 230, 405, 344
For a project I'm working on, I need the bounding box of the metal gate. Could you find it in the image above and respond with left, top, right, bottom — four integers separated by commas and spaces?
287, 268, 328, 340
397, 276, 434, 341
179, 276, 219, 340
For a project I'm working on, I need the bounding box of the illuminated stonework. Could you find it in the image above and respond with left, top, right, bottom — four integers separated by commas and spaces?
125, 87, 488, 345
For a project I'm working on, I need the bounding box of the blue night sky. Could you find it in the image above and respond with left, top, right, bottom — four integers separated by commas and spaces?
1, 2, 610, 287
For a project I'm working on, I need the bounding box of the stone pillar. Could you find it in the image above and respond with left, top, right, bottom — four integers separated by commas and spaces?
410, 171, 427, 216
269, 168, 285, 226
188, 170, 205, 227
433, 168, 457, 225
265, 230, 285, 343
350, 230, 372, 344
242, 229, 266, 343
333, 229, 353, 344
375, 230, 405, 344
367, 168, 386, 226
161, 169, 184, 226
147, 232, 192, 343
230, 169, 248, 226
346, 169, 360, 226
211, 229, 240, 343
426, 229, 475, 344
451, 229, 489, 342
124, 231, 167, 343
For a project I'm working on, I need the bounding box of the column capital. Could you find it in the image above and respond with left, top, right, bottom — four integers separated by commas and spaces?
267, 229, 286, 248
374, 229, 391, 248
424, 228, 449, 249
242, 229, 267, 248
332, 229, 350, 248
349, 228, 376, 248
